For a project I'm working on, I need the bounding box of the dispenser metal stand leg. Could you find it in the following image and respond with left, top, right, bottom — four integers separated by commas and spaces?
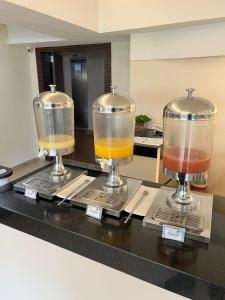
166, 173, 199, 212
102, 165, 127, 193
173, 179, 192, 205
51, 155, 67, 176
106, 165, 123, 187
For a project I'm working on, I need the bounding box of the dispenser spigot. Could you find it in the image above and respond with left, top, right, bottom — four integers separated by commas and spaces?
38, 149, 48, 159
99, 158, 108, 170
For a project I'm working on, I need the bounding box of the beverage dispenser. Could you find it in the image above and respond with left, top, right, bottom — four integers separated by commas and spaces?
14, 85, 86, 200
163, 88, 216, 211
143, 89, 217, 243
33, 85, 75, 176
92, 86, 135, 192
60, 87, 142, 217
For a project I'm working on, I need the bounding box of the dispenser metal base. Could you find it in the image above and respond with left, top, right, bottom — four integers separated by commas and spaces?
101, 178, 128, 193
166, 190, 200, 213
143, 187, 213, 243
13, 166, 86, 200
70, 174, 142, 217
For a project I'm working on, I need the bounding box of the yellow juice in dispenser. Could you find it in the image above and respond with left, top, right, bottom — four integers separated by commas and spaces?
38, 135, 75, 150
95, 137, 133, 159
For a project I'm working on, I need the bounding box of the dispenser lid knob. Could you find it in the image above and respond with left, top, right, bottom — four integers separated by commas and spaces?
92, 85, 135, 113
186, 88, 195, 99
49, 84, 56, 93
110, 85, 118, 95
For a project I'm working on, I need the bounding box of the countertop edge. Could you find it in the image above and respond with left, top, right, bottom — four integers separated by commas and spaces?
0, 206, 225, 299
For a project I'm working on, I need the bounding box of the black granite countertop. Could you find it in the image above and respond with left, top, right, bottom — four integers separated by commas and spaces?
0, 165, 225, 300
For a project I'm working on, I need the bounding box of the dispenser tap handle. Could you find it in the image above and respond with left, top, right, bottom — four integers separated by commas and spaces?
99, 158, 108, 170
178, 172, 186, 185
38, 149, 48, 159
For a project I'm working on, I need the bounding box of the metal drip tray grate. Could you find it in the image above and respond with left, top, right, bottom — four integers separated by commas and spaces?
152, 207, 204, 232
13, 166, 86, 200
75, 189, 123, 209
23, 177, 59, 192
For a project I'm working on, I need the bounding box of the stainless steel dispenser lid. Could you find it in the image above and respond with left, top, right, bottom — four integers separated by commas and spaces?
92, 86, 135, 113
33, 85, 73, 109
163, 88, 217, 120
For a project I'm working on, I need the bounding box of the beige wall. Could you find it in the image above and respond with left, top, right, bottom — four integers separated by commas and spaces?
29, 50, 39, 98
0, 25, 37, 167
130, 57, 225, 196
130, 22, 225, 60
99, 0, 225, 32
111, 40, 130, 93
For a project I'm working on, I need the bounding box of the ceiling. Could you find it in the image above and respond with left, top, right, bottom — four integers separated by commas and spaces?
1, 0, 225, 47
0, 1, 129, 46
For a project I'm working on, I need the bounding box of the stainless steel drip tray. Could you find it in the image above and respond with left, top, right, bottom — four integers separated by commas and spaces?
23, 177, 59, 193
143, 187, 213, 243
13, 166, 86, 200
70, 174, 142, 217
152, 207, 204, 232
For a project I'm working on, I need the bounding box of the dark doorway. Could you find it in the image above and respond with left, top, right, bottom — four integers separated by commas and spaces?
36, 43, 111, 130
71, 59, 88, 128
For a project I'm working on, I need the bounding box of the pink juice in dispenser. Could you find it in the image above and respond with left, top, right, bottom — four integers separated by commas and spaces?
163, 146, 210, 173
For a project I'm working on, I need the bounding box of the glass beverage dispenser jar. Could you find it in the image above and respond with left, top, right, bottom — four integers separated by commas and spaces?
163, 88, 216, 211
33, 85, 74, 176
92, 87, 135, 191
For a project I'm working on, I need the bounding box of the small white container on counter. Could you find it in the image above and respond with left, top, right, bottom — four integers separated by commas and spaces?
0, 166, 13, 192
